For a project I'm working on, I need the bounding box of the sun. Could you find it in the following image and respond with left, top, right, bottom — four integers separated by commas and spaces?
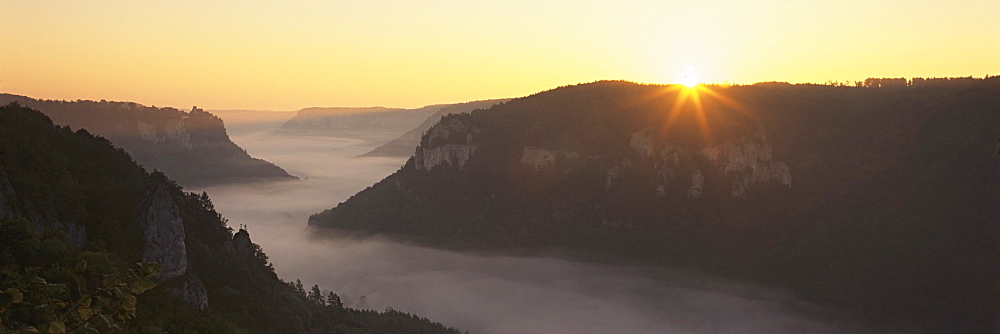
679, 65, 700, 87
681, 75, 700, 87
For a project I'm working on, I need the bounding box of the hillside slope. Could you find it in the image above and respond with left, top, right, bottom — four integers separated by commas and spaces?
311, 80, 1000, 333
0, 94, 295, 186
0, 103, 461, 333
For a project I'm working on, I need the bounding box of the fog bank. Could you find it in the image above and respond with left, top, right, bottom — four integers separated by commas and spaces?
193, 116, 868, 334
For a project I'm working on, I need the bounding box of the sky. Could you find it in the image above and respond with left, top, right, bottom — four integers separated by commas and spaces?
1, 0, 997, 110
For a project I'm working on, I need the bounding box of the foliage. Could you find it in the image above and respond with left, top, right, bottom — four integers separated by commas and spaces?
0, 258, 159, 333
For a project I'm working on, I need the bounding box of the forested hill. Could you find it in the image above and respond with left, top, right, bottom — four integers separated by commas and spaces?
0, 94, 295, 186
360, 99, 510, 158
310, 79, 1000, 333
0, 103, 462, 333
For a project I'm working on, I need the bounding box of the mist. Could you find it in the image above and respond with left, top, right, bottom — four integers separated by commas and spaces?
192, 115, 871, 334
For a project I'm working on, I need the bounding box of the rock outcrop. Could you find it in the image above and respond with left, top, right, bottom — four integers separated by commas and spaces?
520, 146, 580, 170
416, 144, 477, 171
687, 170, 704, 199
414, 117, 481, 171
170, 274, 209, 311
698, 125, 792, 197
604, 159, 632, 190
137, 118, 192, 148
232, 228, 254, 257
138, 187, 187, 280
629, 125, 791, 199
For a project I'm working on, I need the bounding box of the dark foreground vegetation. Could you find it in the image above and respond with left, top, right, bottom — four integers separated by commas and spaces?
0, 103, 461, 333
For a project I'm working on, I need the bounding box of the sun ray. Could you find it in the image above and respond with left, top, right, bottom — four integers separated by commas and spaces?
688, 86, 714, 147
698, 86, 756, 118
658, 85, 691, 138
650, 81, 761, 151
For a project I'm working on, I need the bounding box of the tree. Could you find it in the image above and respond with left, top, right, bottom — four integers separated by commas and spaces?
308, 285, 324, 306
326, 292, 343, 309
294, 279, 305, 296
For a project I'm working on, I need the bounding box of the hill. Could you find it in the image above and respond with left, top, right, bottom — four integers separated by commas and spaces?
360, 99, 510, 158
0, 94, 295, 186
206, 109, 298, 137
310, 79, 1000, 333
0, 102, 461, 333
278, 106, 442, 143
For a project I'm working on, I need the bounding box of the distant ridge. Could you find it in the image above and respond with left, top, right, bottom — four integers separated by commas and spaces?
360, 99, 510, 158
0, 94, 296, 186
278, 105, 443, 143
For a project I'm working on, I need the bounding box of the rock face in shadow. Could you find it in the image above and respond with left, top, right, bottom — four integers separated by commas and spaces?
627, 125, 791, 199
232, 228, 254, 257
138, 187, 187, 281
170, 274, 209, 311
0, 94, 295, 186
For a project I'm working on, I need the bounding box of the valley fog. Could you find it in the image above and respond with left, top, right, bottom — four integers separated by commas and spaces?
194, 118, 865, 334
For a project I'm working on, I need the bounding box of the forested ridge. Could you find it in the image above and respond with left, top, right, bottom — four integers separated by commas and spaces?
0, 103, 461, 333
312, 79, 1000, 333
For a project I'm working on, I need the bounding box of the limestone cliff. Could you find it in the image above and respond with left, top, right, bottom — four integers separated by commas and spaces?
414, 117, 480, 171
416, 144, 477, 171
627, 125, 791, 199
137, 117, 192, 149
520, 146, 580, 170
138, 187, 187, 281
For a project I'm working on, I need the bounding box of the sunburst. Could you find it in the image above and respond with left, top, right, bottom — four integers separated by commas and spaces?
651, 83, 748, 148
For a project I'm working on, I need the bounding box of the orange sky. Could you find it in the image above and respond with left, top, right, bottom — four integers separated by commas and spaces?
1, 0, 997, 110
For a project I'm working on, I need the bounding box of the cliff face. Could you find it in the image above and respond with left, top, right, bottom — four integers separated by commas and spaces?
0, 95, 295, 186
624, 125, 791, 199
414, 118, 480, 171
137, 118, 191, 148
169, 275, 208, 311
138, 187, 187, 280
310, 80, 1000, 333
